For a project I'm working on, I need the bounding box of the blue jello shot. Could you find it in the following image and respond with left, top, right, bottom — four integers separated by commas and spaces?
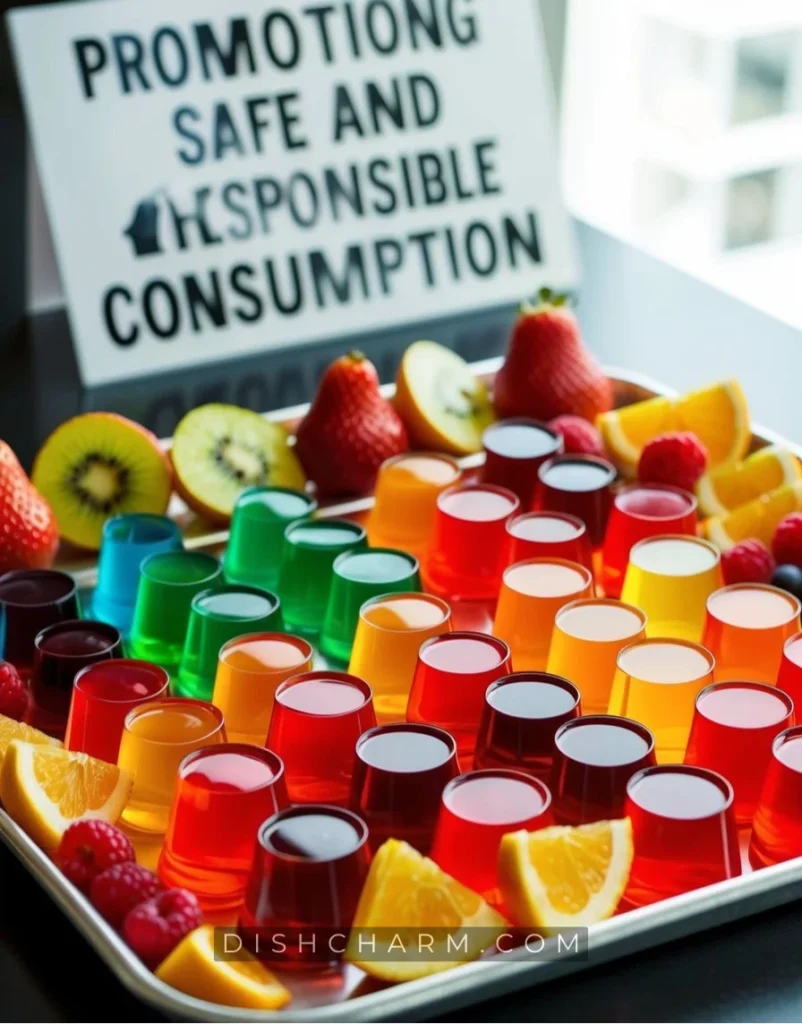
91, 514, 182, 634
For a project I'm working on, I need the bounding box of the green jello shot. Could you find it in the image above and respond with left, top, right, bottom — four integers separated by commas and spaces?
320, 549, 421, 663
223, 486, 317, 592
278, 519, 367, 635
128, 551, 222, 674
175, 584, 283, 700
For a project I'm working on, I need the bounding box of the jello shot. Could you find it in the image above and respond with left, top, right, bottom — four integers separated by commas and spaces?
750, 726, 802, 868
29, 620, 123, 739
424, 484, 520, 601
702, 583, 801, 684
223, 486, 317, 592
536, 454, 617, 550
368, 452, 461, 557
481, 418, 563, 509
0, 569, 79, 677
621, 535, 722, 642
211, 633, 313, 745
349, 592, 452, 723
505, 512, 592, 572
776, 632, 802, 707
493, 558, 593, 670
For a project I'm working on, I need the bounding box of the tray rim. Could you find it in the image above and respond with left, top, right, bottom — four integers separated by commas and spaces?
7, 361, 802, 1022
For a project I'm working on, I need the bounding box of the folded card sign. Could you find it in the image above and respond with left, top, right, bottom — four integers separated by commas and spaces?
8, 0, 575, 385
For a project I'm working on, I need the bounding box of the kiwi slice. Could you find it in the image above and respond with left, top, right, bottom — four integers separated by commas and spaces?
170, 404, 306, 525
32, 412, 173, 550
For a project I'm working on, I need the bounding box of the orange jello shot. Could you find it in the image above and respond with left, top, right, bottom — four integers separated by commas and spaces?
368, 452, 461, 557
702, 584, 801, 684
211, 633, 313, 745
493, 559, 593, 670
349, 593, 452, 723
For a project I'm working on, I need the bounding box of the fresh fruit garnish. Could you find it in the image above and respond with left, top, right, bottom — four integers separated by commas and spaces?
345, 838, 506, 982
772, 564, 802, 601
697, 446, 801, 519
394, 340, 495, 455
0, 440, 59, 572
170, 404, 305, 524
57, 820, 135, 894
548, 414, 605, 457
772, 513, 802, 569
638, 431, 708, 493
0, 740, 133, 851
90, 862, 163, 929
0, 714, 61, 769
295, 351, 408, 498
721, 538, 776, 586
32, 413, 172, 551
0, 661, 28, 722
494, 290, 612, 424
704, 482, 802, 550
598, 380, 750, 475
498, 819, 633, 930
156, 925, 291, 1010
123, 888, 204, 968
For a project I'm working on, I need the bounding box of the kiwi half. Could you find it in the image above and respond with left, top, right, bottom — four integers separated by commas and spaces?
170, 404, 306, 525
32, 412, 173, 550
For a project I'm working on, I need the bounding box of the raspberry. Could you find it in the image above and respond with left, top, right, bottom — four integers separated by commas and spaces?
548, 414, 605, 457
638, 432, 708, 492
722, 539, 776, 586
123, 888, 204, 968
773, 513, 802, 569
90, 862, 163, 929
56, 820, 135, 894
0, 660, 28, 722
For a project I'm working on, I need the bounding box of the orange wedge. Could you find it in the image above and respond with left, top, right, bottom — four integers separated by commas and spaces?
345, 838, 506, 982
0, 740, 132, 851
696, 445, 802, 518
704, 481, 802, 550
0, 714, 61, 770
498, 819, 633, 930
156, 926, 291, 1010
598, 380, 750, 475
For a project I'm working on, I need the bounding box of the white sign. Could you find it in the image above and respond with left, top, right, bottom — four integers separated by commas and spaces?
9, 0, 576, 386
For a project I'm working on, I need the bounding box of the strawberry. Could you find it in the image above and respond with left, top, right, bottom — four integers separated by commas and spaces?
494, 290, 612, 423
0, 440, 59, 572
294, 352, 408, 498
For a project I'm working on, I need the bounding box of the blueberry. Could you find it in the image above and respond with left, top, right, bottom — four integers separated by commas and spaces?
771, 564, 802, 600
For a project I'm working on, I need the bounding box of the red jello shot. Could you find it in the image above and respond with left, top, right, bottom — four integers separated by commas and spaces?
601, 484, 698, 598
551, 715, 656, 824
0, 569, 79, 678
159, 745, 289, 911
424, 484, 520, 601
750, 726, 802, 868
65, 659, 169, 763
776, 631, 802, 706
506, 511, 593, 572
406, 632, 511, 763
684, 681, 794, 826
536, 454, 617, 549
351, 723, 460, 854
474, 672, 581, 781
266, 671, 376, 805
430, 769, 552, 903
240, 805, 370, 969
28, 620, 123, 739
482, 418, 563, 509
624, 765, 741, 908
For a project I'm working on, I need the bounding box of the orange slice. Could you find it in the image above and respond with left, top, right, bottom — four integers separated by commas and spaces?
0, 714, 61, 770
498, 819, 633, 930
696, 445, 802, 518
598, 380, 749, 474
0, 740, 132, 851
155, 925, 291, 1010
703, 481, 802, 550
345, 838, 506, 982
